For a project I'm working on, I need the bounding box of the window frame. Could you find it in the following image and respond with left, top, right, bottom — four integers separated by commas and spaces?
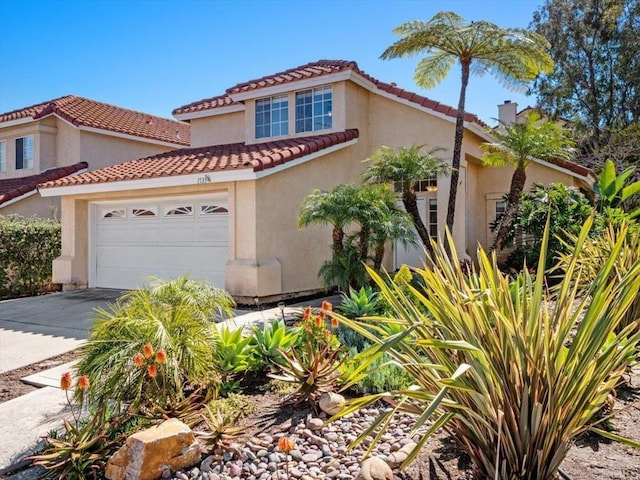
295, 86, 333, 134
15, 135, 34, 170
255, 94, 289, 140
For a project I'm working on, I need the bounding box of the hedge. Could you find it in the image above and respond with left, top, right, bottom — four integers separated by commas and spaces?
0, 215, 61, 299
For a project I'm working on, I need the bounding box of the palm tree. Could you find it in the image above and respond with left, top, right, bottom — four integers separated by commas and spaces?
362, 145, 449, 259
357, 184, 417, 270
482, 111, 574, 251
381, 11, 554, 235
298, 184, 362, 254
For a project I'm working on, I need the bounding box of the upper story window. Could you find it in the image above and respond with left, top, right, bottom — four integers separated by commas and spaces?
255, 95, 289, 139
15, 135, 34, 170
0, 141, 5, 172
295, 86, 332, 133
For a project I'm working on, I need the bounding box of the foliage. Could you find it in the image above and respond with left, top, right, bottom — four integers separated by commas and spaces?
250, 320, 300, 370
28, 405, 117, 480
362, 144, 449, 258
0, 215, 61, 299
128, 275, 235, 321
76, 280, 224, 411
555, 219, 640, 336
531, 0, 639, 167
381, 11, 553, 232
270, 304, 345, 411
212, 325, 256, 380
196, 405, 249, 454
318, 243, 368, 292
207, 393, 256, 420
481, 111, 575, 251
342, 346, 413, 395
300, 184, 414, 290
502, 183, 593, 270
338, 286, 382, 319
334, 219, 640, 480
593, 159, 640, 217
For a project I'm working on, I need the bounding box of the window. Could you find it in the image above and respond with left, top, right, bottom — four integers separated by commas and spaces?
165, 205, 193, 217
255, 95, 288, 139
131, 208, 157, 217
0, 141, 5, 172
103, 209, 126, 219
295, 86, 332, 133
201, 205, 228, 215
428, 198, 438, 238
15, 136, 34, 170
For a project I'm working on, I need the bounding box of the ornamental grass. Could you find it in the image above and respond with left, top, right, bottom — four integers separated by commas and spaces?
334, 215, 640, 480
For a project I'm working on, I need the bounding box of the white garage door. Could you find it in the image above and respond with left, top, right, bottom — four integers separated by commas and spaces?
92, 196, 228, 290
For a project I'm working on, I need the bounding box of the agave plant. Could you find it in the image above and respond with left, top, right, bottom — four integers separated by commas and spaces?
269, 341, 346, 412
196, 405, 249, 455
27, 405, 117, 480
338, 286, 381, 319
250, 320, 300, 370
334, 216, 640, 480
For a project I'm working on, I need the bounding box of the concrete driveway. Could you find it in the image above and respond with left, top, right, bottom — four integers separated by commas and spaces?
0, 289, 125, 373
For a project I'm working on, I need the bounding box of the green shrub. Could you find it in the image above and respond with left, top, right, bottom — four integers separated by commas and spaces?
76, 276, 232, 412
336, 219, 640, 480
342, 345, 413, 394
0, 215, 61, 299
505, 183, 593, 270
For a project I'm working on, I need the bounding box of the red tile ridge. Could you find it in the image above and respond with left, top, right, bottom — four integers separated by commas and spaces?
40, 129, 359, 188
0, 162, 88, 205
1, 96, 190, 146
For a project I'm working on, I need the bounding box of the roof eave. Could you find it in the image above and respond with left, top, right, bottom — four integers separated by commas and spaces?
39, 138, 358, 197
173, 104, 245, 121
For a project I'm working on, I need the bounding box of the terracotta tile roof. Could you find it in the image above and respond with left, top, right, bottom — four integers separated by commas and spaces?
0, 162, 87, 206
40, 129, 359, 189
172, 60, 486, 127
1, 96, 190, 146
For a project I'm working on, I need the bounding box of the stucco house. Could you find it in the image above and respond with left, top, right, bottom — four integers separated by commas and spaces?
39, 60, 594, 302
0, 95, 190, 217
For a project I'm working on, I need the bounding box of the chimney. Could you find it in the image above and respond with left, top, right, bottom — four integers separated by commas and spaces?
498, 100, 517, 126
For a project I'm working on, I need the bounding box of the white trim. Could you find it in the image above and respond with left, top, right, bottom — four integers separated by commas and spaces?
0, 190, 39, 208
229, 71, 352, 102
39, 139, 358, 197
0, 117, 37, 128
173, 104, 245, 121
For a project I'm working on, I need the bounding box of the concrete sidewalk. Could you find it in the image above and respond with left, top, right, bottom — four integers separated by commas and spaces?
0, 295, 341, 476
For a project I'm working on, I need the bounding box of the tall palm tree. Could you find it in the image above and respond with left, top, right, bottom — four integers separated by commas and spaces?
362, 145, 449, 259
381, 11, 554, 235
482, 111, 574, 251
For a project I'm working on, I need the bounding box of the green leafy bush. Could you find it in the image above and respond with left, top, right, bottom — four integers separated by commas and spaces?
504, 183, 593, 270
338, 286, 382, 318
0, 215, 61, 299
336, 219, 640, 480
76, 276, 233, 412
342, 345, 413, 394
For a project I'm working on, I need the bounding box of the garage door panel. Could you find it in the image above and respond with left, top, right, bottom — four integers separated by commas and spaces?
92, 198, 228, 290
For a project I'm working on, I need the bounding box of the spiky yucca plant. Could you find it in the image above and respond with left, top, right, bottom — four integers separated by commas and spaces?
334, 215, 640, 480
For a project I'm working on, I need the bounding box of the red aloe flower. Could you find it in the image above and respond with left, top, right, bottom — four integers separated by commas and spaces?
155, 349, 167, 365
76, 375, 90, 390
147, 364, 157, 378
60, 372, 72, 390
133, 352, 145, 368
142, 343, 154, 359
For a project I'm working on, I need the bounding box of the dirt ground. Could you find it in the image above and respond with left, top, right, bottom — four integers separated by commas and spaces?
1, 355, 638, 479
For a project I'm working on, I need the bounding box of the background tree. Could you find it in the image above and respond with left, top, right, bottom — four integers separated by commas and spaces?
362, 145, 449, 259
482, 111, 575, 251
531, 0, 640, 169
381, 11, 553, 234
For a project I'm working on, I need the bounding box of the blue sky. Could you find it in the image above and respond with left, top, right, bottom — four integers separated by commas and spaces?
0, 0, 545, 126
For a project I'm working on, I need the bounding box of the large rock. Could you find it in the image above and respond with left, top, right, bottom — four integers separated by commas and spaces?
386, 441, 417, 468
356, 457, 394, 480
105, 418, 201, 480
318, 392, 345, 416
